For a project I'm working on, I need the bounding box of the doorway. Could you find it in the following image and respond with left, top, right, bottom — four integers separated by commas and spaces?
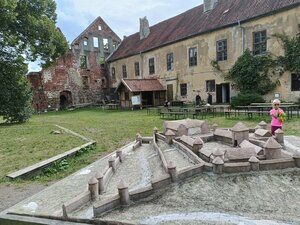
60, 91, 72, 109
141, 92, 153, 106
167, 84, 173, 101
216, 83, 230, 104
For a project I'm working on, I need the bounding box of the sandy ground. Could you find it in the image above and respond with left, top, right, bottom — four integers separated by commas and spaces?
0, 183, 48, 213
100, 169, 300, 225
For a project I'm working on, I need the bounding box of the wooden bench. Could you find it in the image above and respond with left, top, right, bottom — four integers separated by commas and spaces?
160, 111, 197, 119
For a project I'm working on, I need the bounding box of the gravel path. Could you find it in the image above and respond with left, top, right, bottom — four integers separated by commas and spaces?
0, 183, 48, 213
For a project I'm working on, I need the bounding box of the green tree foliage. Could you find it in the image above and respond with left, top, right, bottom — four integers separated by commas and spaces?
231, 93, 265, 108
225, 49, 278, 95
274, 32, 300, 75
0, 0, 68, 123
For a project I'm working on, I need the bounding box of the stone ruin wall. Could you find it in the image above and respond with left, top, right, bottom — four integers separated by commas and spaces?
28, 17, 121, 112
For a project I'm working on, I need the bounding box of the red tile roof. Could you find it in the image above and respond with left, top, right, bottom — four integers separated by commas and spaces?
108, 0, 300, 62
117, 79, 166, 92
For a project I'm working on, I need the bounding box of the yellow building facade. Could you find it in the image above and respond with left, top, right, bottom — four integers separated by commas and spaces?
108, 2, 300, 104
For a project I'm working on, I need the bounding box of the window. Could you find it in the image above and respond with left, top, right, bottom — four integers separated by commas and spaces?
206, 80, 215, 92
122, 65, 127, 78
291, 74, 300, 91
167, 53, 174, 71
180, 83, 187, 96
83, 37, 88, 46
93, 37, 99, 48
80, 55, 87, 69
216, 39, 227, 61
103, 38, 108, 50
189, 47, 197, 67
125, 92, 129, 101
111, 67, 116, 79
98, 25, 102, 30
253, 30, 267, 55
134, 62, 140, 76
149, 58, 155, 74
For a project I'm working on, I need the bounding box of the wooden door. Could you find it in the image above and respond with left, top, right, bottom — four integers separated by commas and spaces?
167, 84, 173, 101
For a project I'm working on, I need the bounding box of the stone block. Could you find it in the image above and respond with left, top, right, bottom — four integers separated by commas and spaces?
108, 157, 116, 172
225, 147, 257, 161
177, 164, 203, 180
240, 140, 263, 155
259, 158, 296, 171
293, 154, 300, 167
95, 172, 104, 194
275, 129, 284, 144
165, 129, 175, 145
88, 177, 99, 201
129, 185, 153, 201
93, 194, 120, 217
264, 137, 282, 160
167, 161, 178, 182
212, 157, 224, 174
249, 156, 260, 171
151, 174, 171, 190
118, 180, 130, 206
258, 121, 267, 130
223, 162, 250, 173
116, 150, 124, 162
255, 129, 272, 138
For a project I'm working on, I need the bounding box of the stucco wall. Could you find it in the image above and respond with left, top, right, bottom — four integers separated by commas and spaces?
109, 6, 300, 103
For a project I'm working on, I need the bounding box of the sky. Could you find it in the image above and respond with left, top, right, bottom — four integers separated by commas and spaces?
29, 0, 203, 71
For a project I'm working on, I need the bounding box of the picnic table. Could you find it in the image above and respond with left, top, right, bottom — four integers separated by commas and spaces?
227, 105, 300, 119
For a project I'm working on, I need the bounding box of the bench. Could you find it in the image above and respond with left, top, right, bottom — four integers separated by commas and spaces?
160, 111, 197, 119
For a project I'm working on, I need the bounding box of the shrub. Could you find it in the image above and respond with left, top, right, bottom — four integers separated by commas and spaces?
231, 93, 265, 108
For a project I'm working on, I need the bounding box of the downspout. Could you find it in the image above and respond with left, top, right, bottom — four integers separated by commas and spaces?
238, 20, 245, 53
139, 52, 144, 79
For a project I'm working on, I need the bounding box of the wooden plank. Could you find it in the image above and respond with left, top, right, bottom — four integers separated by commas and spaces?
6, 141, 96, 179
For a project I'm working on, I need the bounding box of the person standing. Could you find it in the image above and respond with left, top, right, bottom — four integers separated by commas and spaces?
270, 99, 285, 135
195, 93, 201, 106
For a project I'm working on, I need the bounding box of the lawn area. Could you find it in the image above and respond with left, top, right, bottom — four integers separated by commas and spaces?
1, 107, 300, 185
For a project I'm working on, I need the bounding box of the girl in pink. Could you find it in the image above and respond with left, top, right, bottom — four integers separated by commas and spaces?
270, 99, 284, 135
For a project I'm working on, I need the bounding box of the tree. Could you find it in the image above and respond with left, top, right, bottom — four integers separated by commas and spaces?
225, 49, 278, 95
0, 0, 68, 123
273, 31, 300, 75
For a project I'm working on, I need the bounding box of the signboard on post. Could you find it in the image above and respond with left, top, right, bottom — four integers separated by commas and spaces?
131, 95, 141, 108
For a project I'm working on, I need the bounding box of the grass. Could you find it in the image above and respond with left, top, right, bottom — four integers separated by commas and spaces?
1, 107, 300, 185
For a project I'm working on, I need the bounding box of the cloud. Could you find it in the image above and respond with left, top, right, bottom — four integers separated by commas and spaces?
55, 0, 202, 41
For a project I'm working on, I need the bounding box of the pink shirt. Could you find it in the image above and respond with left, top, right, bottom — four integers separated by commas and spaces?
270, 108, 284, 127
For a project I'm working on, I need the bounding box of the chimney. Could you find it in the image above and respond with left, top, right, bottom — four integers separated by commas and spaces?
139, 16, 150, 40
203, 0, 219, 13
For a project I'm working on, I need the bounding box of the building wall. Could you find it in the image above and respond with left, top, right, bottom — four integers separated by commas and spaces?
28, 17, 121, 112
109, 6, 300, 104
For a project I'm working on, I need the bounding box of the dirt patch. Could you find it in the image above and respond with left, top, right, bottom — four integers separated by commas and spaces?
0, 183, 48, 212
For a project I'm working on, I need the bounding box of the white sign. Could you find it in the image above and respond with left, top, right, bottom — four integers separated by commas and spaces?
132, 95, 141, 105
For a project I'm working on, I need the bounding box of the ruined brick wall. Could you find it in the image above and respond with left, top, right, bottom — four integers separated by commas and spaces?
28, 17, 121, 112
27, 72, 48, 112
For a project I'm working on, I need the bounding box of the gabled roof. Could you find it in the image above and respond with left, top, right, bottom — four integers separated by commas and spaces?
71, 16, 121, 45
116, 79, 166, 92
108, 0, 300, 62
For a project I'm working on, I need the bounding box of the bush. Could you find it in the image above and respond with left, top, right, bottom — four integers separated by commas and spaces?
231, 93, 265, 108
